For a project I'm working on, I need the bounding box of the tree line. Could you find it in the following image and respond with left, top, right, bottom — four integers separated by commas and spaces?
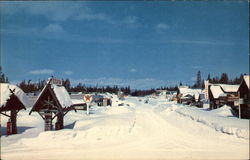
0, 66, 246, 96
8, 73, 248, 96
191, 71, 245, 89
16, 78, 132, 95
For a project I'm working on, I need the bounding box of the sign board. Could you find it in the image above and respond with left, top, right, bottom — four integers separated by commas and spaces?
234, 100, 239, 106
48, 78, 62, 86
239, 98, 244, 105
234, 98, 244, 106
41, 112, 52, 117
83, 95, 93, 103
83, 95, 92, 115
74, 106, 85, 110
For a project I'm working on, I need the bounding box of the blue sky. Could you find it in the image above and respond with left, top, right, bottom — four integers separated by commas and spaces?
0, 1, 248, 89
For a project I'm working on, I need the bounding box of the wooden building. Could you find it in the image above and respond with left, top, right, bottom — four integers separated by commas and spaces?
0, 83, 29, 135
208, 84, 239, 110
237, 75, 250, 119
177, 86, 202, 105
29, 78, 85, 131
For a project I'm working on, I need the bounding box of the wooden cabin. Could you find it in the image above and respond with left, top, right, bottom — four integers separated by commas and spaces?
237, 75, 250, 119
29, 78, 85, 131
208, 84, 239, 110
177, 86, 202, 105
0, 83, 29, 135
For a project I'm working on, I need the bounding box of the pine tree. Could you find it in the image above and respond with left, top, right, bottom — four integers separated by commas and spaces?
207, 74, 211, 81
0, 66, 8, 83
193, 71, 202, 88
219, 73, 229, 84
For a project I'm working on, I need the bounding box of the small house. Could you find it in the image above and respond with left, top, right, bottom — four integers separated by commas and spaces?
0, 83, 30, 135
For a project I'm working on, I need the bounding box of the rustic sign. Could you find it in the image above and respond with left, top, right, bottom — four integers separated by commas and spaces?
235, 98, 244, 106
48, 78, 62, 86
74, 106, 85, 110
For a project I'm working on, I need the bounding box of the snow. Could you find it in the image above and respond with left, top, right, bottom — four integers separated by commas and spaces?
219, 84, 239, 92
179, 87, 202, 101
210, 84, 239, 98
210, 85, 224, 98
210, 105, 235, 117
0, 83, 30, 107
165, 104, 249, 139
71, 98, 85, 104
1, 95, 249, 160
51, 84, 73, 108
243, 75, 249, 89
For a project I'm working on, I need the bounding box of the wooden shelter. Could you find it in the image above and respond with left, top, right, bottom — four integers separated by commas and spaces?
29, 78, 85, 131
0, 83, 29, 135
237, 75, 250, 119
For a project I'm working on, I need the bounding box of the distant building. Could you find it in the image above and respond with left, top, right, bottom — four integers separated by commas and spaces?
118, 89, 125, 100
177, 86, 202, 105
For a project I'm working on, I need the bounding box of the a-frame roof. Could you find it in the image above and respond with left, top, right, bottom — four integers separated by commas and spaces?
29, 80, 73, 114
0, 83, 29, 111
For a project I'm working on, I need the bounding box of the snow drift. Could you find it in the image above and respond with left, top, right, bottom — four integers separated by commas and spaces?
160, 104, 249, 139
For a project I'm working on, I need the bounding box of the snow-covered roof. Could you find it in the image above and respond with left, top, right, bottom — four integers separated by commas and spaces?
179, 87, 202, 100
210, 85, 224, 99
71, 99, 85, 105
0, 83, 30, 107
219, 84, 239, 93
51, 84, 73, 108
243, 75, 249, 89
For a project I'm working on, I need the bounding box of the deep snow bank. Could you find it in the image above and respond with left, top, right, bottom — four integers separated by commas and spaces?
159, 104, 249, 139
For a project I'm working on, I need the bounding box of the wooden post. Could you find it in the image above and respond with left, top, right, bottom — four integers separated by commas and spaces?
44, 112, 53, 131
239, 92, 241, 119
56, 112, 64, 130
86, 103, 90, 115
10, 110, 17, 134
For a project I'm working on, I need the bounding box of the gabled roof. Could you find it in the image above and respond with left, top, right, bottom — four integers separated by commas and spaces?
243, 75, 249, 89
30, 81, 73, 114
209, 83, 239, 99
210, 85, 224, 99
0, 83, 29, 110
0, 83, 30, 107
51, 84, 72, 108
219, 84, 239, 93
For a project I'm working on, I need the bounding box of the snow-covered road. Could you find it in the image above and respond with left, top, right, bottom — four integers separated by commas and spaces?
1, 97, 249, 160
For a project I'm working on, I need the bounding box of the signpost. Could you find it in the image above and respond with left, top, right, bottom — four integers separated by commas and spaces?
83, 95, 92, 115
234, 97, 244, 119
